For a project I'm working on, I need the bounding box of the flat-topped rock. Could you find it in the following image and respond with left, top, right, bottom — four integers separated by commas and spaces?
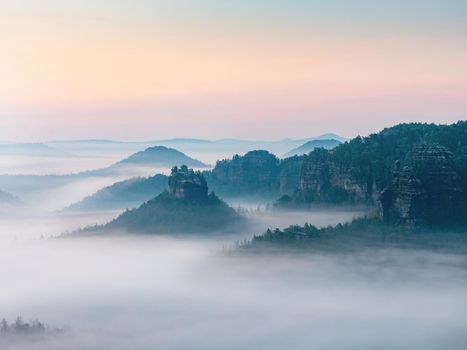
168, 165, 208, 201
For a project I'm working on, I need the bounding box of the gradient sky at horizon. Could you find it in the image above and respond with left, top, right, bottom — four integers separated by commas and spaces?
1, 0, 466, 141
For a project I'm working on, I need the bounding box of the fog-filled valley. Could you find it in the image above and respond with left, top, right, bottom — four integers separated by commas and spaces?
2, 213, 467, 350
2, 222, 467, 349
1, 127, 467, 350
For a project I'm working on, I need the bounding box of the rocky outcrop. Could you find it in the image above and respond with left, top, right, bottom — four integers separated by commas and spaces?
297, 149, 371, 203
278, 156, 303, 195
91, 166, 241, 234
379, 145, 466, 226
379, 164, 428, 226
169, 165, 208, 201
205, 151, 303, 198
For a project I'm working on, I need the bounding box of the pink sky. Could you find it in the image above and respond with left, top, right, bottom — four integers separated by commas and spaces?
1, 1, 466, 141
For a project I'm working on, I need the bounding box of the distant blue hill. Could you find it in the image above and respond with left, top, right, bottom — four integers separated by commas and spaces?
283, 139, 342, 157
114, 146, 206, 168
65, 174, 168, 211
313, 133, 347, 142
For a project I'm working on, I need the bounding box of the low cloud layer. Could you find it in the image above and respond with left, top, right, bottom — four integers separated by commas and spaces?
1, 214, 467, 350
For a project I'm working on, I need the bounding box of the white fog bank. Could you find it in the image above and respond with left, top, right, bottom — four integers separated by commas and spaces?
1, 227, 467, 350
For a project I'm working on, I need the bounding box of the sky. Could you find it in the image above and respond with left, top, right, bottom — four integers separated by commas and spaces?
0, 0, 466, 141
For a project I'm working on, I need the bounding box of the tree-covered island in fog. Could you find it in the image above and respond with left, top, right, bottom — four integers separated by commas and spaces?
79, 166, 242, 235
242, 216, 467, 253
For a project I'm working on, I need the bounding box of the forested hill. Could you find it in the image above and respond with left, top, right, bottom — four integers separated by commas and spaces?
203, 122, 467, 208
114, 146, 206, 168
330, 121, 467, 191
79, 166, 241, 235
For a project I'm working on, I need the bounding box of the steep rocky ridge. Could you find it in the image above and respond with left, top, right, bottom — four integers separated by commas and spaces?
168, 165, 208, 200
379, 145, 466, 226
289, 122, 467, 208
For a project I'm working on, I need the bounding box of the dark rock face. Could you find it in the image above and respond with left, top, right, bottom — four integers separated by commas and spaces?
206, 151, 303, 198
278, 156, 303, 195
169, 165, 208, 201
297, 149, 371, 203
379, 145, 466, 226
379, 165, 428, 226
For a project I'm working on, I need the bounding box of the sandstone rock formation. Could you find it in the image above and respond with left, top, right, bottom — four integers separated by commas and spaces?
379, 145, 466, 226
205, 150, 303, 198
169, 165, 208, 201
297, 149, 372, 203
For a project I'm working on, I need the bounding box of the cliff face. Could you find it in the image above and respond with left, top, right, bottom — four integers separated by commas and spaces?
297, 149, 372, 203
169, 165, 208, 201
279, 156, 303, 196
379, 145, 466, 226
206, 151, 303, 198
379, 165, 428, 226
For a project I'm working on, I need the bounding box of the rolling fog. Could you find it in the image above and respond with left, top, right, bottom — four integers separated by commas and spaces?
1, 151, 467, 350
1, 234, 467, 350
1, 209, 467, 350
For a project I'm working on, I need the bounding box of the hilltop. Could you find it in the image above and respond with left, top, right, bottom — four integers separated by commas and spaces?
114, 146, 206, 168
283, 139, 342, 157
80, 166, 241, 235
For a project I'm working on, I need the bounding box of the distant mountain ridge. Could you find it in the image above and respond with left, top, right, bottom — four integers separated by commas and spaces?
306, 133, 348, 143
48, 134, 348, 145
46, 134, 348, 156
0, 143, 71, 157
